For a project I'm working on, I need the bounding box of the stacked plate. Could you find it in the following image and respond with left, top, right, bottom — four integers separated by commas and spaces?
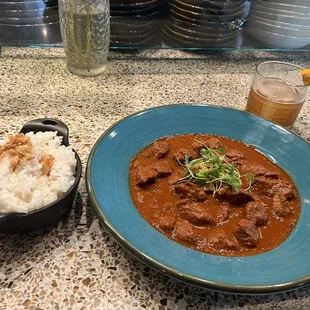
110, 0, 162, 47
0, 0, 58, 24
164, 0, 250, 48
246, 0, 310, 49
0, 0, 61, 45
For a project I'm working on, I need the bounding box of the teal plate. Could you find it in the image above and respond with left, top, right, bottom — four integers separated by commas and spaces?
86, 104, 310, 294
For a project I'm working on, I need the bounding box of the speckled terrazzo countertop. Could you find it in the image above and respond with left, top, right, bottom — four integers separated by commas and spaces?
1, 47, 310, 310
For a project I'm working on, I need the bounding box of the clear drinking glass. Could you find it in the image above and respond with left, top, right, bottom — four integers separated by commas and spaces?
58, 0, 110, 76
246, 61, 309, 128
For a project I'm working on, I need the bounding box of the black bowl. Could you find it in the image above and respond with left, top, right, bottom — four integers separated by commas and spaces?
110, 5, 159, 16
110, 18, 157, 29
110, 0, 159, 7
0, 118, 82, 234
169, 3, 248, 22
170, 0, 248, 15
110, 36, 156, 47
180, 0, 247, 9
163, 25, 239, 47
166, 20, 238, 39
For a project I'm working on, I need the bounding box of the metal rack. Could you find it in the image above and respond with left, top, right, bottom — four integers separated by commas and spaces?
1, 0, 310, 51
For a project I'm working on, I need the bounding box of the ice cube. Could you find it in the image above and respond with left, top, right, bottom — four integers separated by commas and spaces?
256, 79, 303, 104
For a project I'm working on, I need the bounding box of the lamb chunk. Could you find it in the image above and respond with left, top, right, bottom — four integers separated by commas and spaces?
263, 171, 278, 179
155, 214, 176, 232
192, 142, 205, 153
209, 232, 239, 250
242, 164, 278, 179
173, 148, 199, 164
192, 137, 221, 153
174, 182, 208, 202
245, 201, 268, 226
233, 219, 261, 247
176, 199, 192, 208
225, 149, 244, 162
152, 161, 173, 178
273, 194, 292, 217
150, 140, 170, 159
271, 181, 295, 200
178, 202, 216, 226
207, 137, 222, 149
217, 203, 230, 223
252, 178, 294, 200
252, 166, 278, 179
135, 166, 157, 186
250, 166, 268, 176
173, 219, 196, 243
168, 170, 185, 186
251, 176, 277, 196
216, 185, 254, 205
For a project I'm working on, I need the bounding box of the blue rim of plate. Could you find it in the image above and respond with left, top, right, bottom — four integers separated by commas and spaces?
86, 104, 310, 294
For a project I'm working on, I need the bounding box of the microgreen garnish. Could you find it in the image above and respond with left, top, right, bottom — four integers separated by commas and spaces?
178, 140, 255, 195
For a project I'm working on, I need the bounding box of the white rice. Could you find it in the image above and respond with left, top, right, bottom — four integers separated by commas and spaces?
0, 131, 77, 213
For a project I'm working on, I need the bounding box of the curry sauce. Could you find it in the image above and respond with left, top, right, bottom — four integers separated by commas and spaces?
129, 134, 300, 257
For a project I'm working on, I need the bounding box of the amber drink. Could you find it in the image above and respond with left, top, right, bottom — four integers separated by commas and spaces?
246, 62, 309, 128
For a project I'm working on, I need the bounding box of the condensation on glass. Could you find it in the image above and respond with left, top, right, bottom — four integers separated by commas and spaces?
58, 0, 110, 76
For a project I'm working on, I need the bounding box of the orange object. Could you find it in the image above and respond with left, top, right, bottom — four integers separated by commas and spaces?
301, 69, 310, 85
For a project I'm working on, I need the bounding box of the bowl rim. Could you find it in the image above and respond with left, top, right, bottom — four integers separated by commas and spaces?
252, 2, 310, 16
169, 14, 238, 29
1, 0, 57, 3
248, 26, 310, 41
0, 21, 59, 27
256, 0, 310, 10
171, 0, 248, 12
111, 0, 161, 7
165, 24, 237, 43
249, 15, 310, 30
258, 0, 310, 4
1, 5, 58, 13
251, 8, 310, 21
170, 8, 246, 24
170, 2, 247, 18
86, 104, 310, 294
163, 28, 239, 47
248, 18, 310, 33
167, 20, 238, 38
